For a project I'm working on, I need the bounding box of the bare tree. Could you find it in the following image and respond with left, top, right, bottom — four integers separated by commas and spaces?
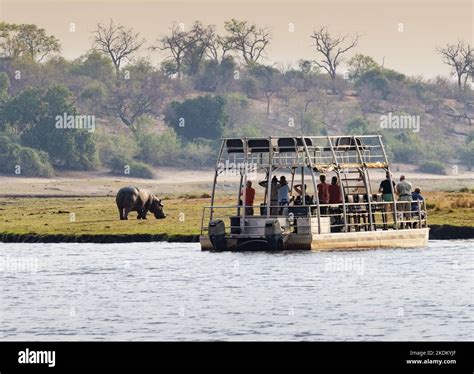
310, 27, 360, 84
205, 32, 232, 64
153, 22, 212, 78
224, 19, 271, 65
93, 19, 145, 77
438, 41, 473, 90
107, 61, 166, 132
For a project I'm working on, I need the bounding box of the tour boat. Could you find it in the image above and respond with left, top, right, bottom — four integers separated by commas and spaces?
200, 135, 429, 251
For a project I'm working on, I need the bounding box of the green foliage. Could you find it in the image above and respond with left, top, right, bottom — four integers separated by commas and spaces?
0, 135, 53, 176
71, 50, 114, 81
16, 85, 99, 170
383, 132, 425, 164
241, 76, 259, 98
346, 117, 369, 135
96, 130, 138, 165
0, 22, 60, 62
109, 155, 154, 179
0, 72, 9, 102
418, 160, 446, 175
458, 142, 474, 170
1, 87, 44, 133
347, 54, 379, 80
223, 123, 262, 138
356, 69, 390, 99
165, 95, 228, 141
136, 129, 182, 166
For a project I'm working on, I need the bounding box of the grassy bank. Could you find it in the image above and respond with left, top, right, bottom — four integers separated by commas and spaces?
0, 191, 472, 241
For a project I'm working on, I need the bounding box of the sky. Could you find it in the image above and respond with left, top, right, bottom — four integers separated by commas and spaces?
0, 0, 472, 79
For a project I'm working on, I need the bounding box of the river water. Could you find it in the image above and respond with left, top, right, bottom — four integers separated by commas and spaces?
0, 241, 472, 341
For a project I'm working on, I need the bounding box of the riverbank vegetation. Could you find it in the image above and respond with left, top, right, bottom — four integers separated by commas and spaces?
0, 20, 473, 178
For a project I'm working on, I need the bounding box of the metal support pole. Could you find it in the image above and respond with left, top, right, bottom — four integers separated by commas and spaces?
378, 135, 398, 230
327, 136, 348, 232
302, 137, 321, 234
266, 139, 273, 218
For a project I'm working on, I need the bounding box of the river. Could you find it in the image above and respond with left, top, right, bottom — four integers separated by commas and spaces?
0, 241, 472, 341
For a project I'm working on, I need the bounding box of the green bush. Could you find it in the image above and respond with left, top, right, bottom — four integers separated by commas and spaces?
96, 131, 138, 165
137, 129, 181, 166
459, 142, 474, 171
418, 161, 446, 175
0, 135, 53, 177
109, 156, 154, 179
346, 117, 369, 135
165, 95, 228, 141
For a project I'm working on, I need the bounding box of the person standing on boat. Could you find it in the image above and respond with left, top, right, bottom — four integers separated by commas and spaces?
411, 187, 425, 228
396, 175, 413, 229
241, 180, 256, 216
379, 172, 396, 230
259, 176, 279, 215
328, 176, 342, 204
317, 174, 330, 215
278, 176, 290, 215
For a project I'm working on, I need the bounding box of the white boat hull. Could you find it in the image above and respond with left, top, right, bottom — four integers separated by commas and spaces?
200, 228, 429, 251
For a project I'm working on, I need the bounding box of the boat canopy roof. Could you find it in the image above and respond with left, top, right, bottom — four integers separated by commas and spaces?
218, 135, 389, 170
223, 135, 377, 153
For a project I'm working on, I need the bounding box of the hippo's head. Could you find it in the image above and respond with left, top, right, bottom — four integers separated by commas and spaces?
150, 197, 166, 219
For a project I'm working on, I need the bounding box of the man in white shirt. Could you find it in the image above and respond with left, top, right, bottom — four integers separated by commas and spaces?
396, 175, 413, 229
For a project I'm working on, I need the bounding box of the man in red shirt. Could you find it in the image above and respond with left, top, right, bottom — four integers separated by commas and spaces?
242, 181, 255, 215
328, 176, 342, 204
317, 174, 330, 214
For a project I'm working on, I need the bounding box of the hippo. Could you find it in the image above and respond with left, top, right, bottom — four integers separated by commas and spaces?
116, 187, 166, 220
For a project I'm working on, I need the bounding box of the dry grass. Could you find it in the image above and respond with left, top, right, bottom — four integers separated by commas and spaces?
0, 191, 472, 239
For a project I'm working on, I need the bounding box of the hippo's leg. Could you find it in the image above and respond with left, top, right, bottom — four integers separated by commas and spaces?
118, 206, 124, 220
123, 208, 130, 220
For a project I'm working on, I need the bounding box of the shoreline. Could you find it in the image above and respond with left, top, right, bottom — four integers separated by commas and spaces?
1, 225, 472, 244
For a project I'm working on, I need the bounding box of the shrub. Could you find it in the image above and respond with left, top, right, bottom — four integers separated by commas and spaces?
137, 129, 181, 166
109, 156, 154, 179
0, 135, 53, 177
96, 131, 138, 165
459, 142, 474, 171
346, 117, 369, 135
164, 95, 228, 141
417, 161, 446, 175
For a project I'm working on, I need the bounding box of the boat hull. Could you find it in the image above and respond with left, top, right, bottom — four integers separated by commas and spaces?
200, 228, 429, 251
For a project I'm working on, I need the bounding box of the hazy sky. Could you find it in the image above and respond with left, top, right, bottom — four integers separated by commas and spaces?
0, 0, 472, 78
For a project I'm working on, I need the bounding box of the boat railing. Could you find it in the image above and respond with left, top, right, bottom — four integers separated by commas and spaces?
218, 136, 388, 168
201, 200, 428, 235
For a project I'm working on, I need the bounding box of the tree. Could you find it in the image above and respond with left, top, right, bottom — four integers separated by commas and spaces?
0, 22, 60, 62
251, 64, 281, 116
438, 41, 473, 90
310, 26, 359, 86
347, 54, 379, 80
223, 19, 271, 65
17, 85, 98, 170
107, 60, 166, 132
288, 88, 324, 134
154, 21, 215, 78
164, 95, 228, 140
72, 50, 115, 82
93, 19, 145, 77
1, 87, 44, 135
